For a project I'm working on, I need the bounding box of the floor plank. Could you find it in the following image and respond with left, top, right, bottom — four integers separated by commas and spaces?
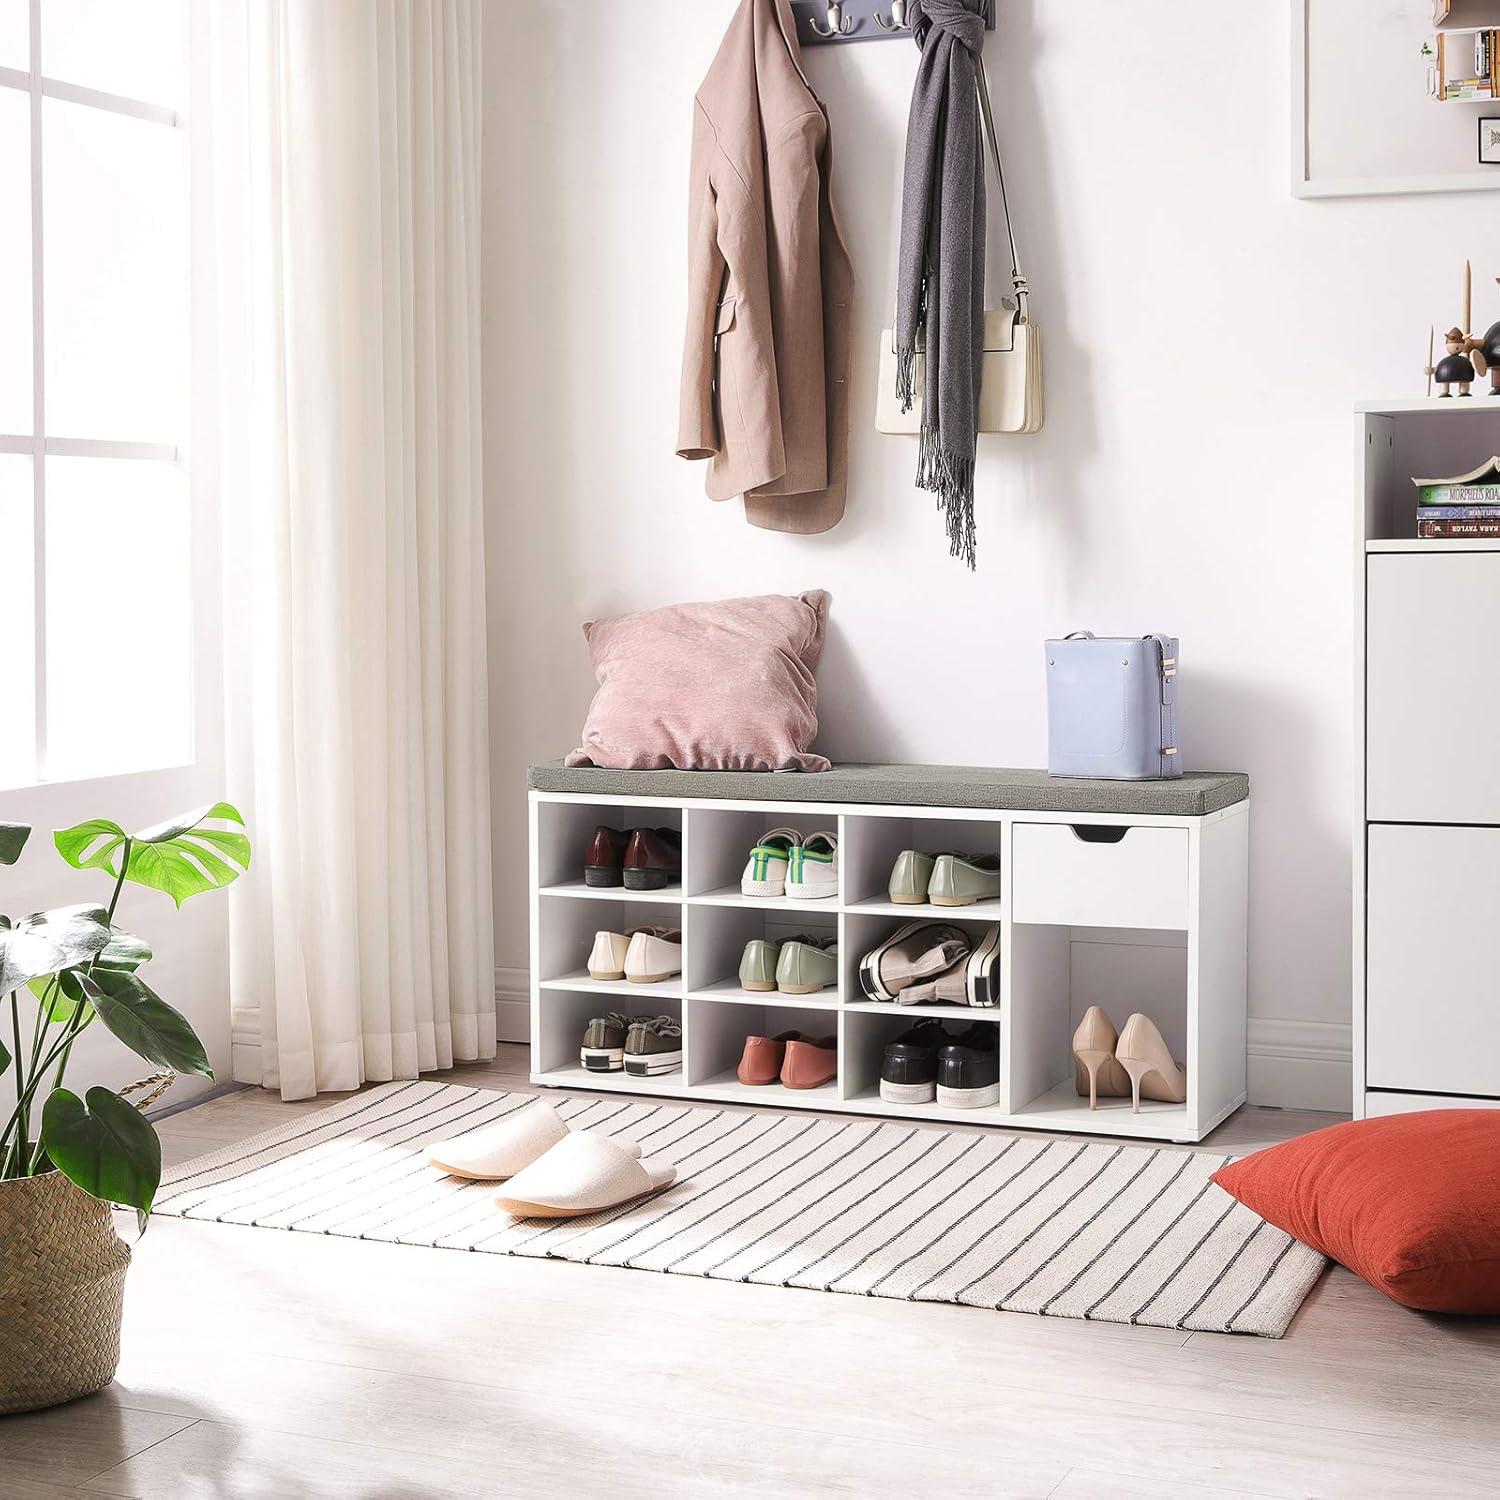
3, 1046, 1497, 1498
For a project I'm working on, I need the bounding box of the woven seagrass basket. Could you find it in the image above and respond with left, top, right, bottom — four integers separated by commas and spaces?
0, 1169, 131, 1414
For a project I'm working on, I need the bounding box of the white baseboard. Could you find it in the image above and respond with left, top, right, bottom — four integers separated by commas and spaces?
1246, 1018, 1352, 1114
495, 965, 530, 1045
495, 968, 1351, 1115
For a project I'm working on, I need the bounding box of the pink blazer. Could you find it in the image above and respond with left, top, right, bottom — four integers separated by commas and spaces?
676, 0, 854, 535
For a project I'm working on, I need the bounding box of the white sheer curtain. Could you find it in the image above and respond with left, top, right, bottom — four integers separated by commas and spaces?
206, 0, 495, 1100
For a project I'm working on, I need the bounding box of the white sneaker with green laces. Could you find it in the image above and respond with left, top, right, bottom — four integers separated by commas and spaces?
786, 831, 838, 900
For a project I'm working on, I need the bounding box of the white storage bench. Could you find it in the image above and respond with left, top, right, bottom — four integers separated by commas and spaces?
528, 762, 1249, 1143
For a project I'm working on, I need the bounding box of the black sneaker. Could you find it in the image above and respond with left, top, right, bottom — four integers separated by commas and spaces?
880, 1019, 950, 1105
623, 1015, 683, 1077
580, 1013, 630, 1072
938, 1023, 1000, 1109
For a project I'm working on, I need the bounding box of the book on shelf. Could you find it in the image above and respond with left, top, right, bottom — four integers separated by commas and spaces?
1413, 458, 1500, 506
1416, 505, 1500, 519
1418, 518, 1500, 537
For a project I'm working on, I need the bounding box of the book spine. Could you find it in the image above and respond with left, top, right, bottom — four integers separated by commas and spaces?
1416, 505, 1500, 519
1418, 519, 1500, 537
1418, 485, 1500, 505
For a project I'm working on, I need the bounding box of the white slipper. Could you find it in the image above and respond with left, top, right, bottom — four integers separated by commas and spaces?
495, 1132, 677, 1218
426, 1100, 640, 1181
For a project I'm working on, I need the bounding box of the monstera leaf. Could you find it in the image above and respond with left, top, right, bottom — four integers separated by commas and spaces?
27, 928, 152, 1022
0, 904, 111, 996
0, 822, 29, 865
41, 1086, 162, 1221
79, 969, 212, 1078
55, 803, 250, 908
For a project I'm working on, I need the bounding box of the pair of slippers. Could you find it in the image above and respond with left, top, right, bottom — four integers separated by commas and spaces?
426, 1099, 677, 1217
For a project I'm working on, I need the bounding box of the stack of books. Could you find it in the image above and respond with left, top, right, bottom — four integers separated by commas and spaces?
1415, 458, 1500, 537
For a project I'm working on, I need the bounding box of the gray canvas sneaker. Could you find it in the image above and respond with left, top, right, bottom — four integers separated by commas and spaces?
858, 922, 970, 1003
623, 1015, 683, 1077
580, 1013, 632, 1072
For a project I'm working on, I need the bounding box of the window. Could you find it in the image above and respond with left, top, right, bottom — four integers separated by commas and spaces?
0, 0, 188, 789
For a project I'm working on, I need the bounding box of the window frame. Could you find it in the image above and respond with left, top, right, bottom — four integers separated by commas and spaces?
0, 0, 190, 789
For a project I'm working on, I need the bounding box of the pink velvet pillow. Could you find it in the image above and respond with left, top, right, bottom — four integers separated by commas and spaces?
566, 591, 831, 773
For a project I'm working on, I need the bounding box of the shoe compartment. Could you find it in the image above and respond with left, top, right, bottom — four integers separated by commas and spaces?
536, 800, 683, 895
683, 807, 842, 904
534, 988, 685, 1082
841, 1008, 1003, 1116
535, 896, 684, 993
841, 813, 1003, 914
684, 996, 839, 1093
842, 910, 1003, 1015
1007, 921, 1190, 1132
684, 902, 838, 1004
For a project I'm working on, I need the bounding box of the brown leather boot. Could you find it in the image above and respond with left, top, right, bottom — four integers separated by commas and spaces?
781, 1035, 837, 1090
737, 1031, 801, 1086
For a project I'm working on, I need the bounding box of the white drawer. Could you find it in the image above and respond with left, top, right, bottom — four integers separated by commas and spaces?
1011, 823, 1189, 930
1365, 1091, 1500, 1118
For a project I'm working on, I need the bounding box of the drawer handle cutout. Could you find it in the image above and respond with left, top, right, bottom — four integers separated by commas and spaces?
1069, 825, 1130, 845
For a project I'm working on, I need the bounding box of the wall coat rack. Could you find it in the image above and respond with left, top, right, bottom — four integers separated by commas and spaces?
790, 0, 995, 47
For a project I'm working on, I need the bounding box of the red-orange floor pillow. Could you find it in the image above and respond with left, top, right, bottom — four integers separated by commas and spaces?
1212, 1110, 1500, 1314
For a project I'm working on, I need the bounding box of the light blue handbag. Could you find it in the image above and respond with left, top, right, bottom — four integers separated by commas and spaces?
1045, 632, 1180, 780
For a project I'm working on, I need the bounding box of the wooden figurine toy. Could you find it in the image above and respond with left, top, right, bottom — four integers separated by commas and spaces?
1429, 326, 1481, 396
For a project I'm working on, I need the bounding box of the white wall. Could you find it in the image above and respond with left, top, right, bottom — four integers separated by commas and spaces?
482, 0, 1500, 1111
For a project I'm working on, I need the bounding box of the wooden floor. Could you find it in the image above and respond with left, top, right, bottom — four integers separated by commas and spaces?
2, 1046, 1498, 1499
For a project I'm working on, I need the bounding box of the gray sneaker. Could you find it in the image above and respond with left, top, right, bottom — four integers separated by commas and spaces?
898, 924, 1002, 1008
623, 1014, 683, 1077
580, 1012, 632, 1072
858, 922, 970, 1003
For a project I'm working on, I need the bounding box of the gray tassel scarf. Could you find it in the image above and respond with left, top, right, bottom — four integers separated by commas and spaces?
894, 0, 988, 569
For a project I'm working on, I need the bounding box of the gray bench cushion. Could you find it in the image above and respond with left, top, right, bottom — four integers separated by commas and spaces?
528, 761, 1248, 818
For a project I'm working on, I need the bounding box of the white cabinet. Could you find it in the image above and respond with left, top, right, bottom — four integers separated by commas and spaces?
1366, 825, 1500, 1098
1011, 824, 1188, 930
1355, 401, 1500, 1117
1367, 554, 1500, 824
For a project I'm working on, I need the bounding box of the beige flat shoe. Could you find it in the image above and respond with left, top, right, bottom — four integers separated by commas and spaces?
495, 1132, 676, 1218
1072, 1006, 1133, 1109
426, 1100, 639, 1181
1115, 1013, 1188, 1112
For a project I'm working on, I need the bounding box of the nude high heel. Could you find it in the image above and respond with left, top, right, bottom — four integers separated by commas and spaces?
1071, 1006, 1132, 1110
1115, 1013, 1188, 1113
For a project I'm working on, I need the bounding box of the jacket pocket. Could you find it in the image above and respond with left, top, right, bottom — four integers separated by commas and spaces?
713, 296, 745, 447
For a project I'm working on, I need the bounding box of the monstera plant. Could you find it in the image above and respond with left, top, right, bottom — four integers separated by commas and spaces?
0, 802, 250, 1414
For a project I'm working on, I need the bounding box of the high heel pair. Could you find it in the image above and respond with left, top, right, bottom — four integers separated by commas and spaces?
1072, 1006, 1187, 1113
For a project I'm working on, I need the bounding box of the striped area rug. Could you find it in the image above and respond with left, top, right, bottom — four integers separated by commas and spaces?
157, 1081, 1326, 1337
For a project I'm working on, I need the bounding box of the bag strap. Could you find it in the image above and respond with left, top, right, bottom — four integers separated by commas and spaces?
974, 53, 1028, 326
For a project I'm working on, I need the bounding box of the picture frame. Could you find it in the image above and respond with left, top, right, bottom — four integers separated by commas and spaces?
1480, 114, 1500, 162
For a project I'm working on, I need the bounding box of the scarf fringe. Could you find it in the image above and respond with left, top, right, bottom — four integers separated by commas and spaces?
895, 345, 917, 412
916, 426, 977, 570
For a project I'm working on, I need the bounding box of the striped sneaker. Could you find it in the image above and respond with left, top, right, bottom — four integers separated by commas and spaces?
740, 828, 803, 897
785, 831, 838, 900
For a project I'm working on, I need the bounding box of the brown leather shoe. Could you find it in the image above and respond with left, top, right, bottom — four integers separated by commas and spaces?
737, 1030, 801, 1086
584, 826, 629, 888
781, 1035, 837, 1090
623, 827, 682, 891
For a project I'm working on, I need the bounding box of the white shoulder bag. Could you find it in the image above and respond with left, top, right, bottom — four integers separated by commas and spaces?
876, 54, 1043, 437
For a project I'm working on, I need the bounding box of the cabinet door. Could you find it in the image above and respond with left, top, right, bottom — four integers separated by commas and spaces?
1367, 553, 1500, 823
1367, 824, 1500, 1098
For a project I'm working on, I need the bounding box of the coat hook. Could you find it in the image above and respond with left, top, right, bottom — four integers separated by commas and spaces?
874, 0, 910, 30
809, 1, 856, 37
